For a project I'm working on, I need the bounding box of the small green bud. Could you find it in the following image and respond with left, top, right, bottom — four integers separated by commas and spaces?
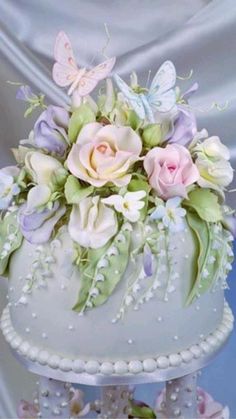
142, 124, 163, 147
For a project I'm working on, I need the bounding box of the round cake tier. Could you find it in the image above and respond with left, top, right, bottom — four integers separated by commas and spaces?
2, 223, 233, 381
1, 303, 233, 384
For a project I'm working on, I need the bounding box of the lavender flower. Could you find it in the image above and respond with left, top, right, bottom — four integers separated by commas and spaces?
167, 83, 198, 146
16, 85, 35, 102
34, 105, 70, 156
168, 105, 197, 146
143, 243, 153, 276
19, 198, 66, 244
223, 215, 236, 238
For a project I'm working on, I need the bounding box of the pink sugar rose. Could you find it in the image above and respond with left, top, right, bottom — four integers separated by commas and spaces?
67, 122, 142, 187
144, 143, 199, 200
17, 400, 38, 418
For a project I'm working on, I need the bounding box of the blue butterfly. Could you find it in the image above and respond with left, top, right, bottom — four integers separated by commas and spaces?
114, 61, 176, 123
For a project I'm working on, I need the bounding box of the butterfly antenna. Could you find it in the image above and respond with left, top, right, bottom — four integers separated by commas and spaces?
6, 80, 23, 86
101, 23, 111, 59
89, 23, 111, 66
145, 70, 152, 88
177, 69, 193, 81
185, 100, 229, 113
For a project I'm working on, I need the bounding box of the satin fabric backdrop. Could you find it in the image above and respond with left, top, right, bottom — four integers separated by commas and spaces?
0, 1, 236, 417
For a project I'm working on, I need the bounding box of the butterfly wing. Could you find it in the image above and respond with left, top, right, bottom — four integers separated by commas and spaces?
77, 57, 116, 96
148, 61, 176, 112
148, 90, 176, 113
52, 31, 79, 87
114, 74, 145, 119
149, 60, 176, 95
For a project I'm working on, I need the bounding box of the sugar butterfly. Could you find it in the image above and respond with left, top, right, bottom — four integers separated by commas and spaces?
114, 61, 176, 122
52, 31, 116, 100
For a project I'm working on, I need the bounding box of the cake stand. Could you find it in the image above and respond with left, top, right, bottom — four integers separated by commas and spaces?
1, 302, 234, 419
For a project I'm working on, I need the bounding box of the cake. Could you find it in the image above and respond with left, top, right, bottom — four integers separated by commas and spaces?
0, 31, 235, 379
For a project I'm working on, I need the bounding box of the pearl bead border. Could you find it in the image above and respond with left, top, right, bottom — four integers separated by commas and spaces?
0, 302, 234, 376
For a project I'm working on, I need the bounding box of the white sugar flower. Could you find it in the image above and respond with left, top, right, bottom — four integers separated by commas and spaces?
102, 190, 146, 222
0, 166, 20, 210
150, 196, 186, 232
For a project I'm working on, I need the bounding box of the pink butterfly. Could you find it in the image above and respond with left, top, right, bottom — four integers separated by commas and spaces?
52, 31, 116, 99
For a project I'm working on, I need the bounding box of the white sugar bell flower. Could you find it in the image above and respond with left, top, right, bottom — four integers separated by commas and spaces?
0, 166, 20, 210
102, 190, 146, 222
151, 196, 186, 232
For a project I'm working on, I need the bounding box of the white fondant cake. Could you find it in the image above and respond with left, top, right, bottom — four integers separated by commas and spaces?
0, 31, 235, 379
2, 220, 234, 375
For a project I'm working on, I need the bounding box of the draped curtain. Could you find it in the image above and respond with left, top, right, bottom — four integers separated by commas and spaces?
0, 1, 236, 417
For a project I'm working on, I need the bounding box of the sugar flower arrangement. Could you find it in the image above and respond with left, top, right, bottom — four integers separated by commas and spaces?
0, 32, 235, 312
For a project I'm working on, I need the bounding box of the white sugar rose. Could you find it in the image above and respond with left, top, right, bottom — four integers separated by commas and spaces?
67, 122, 142, 187
25, 151, 66, 186
68, 196, 118, 249
194, 136, 230, 161
194, 136, 233, 191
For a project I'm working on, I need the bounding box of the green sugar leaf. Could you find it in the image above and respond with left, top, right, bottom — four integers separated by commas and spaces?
186, 213, 222, 305
130, 401, 156, 419
68, 104, 96, 143
126, 109, 141, 130
72, 241, 110, 312
184, 189, 222, 222
64, 175, 94, 204
0, 211, 23, 276
73, 227, 131, 312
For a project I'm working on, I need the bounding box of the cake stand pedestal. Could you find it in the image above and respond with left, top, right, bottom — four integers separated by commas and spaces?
36, 374, 198, 418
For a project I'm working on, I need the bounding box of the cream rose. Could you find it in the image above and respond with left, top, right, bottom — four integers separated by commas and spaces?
68, 196, 118, 248
194, 136, 233, 191
66, 122, 142, 187
25, 151, 67, 187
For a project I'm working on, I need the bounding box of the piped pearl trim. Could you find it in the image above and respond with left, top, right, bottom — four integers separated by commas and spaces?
1, 302, 233, 376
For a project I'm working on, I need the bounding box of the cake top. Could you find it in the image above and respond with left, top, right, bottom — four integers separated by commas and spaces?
0, 31, 235, 313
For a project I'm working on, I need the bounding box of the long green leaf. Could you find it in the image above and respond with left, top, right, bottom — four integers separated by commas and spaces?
0, 211, 23, 276
186, 212, 228, 305
186, 212, 210, 304
73, 227, 131, 312
68, 104, 95, 143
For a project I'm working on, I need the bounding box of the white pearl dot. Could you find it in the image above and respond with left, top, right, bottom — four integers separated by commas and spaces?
68, 325, 74, 331
157, 316, 163, 322
173, 335, 179, 341
25, 327, 30, 333
170, 392, 178, 401
42, 332, 47, 339
127, 339, 133, 344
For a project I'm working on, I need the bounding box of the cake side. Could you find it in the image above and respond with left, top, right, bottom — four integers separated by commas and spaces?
6, 220, 229, 362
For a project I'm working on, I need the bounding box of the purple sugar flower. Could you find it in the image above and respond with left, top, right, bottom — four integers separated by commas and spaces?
16, 85, 35, 102
168, 104, 197, 146
143, 243, 153, 277
19, 201, 66, 244
167, 82, 198, 146
223, 215, 236, 238
34, 105, 70, 156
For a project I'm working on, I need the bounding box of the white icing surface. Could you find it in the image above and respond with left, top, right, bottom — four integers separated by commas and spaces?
4, 222, 229, 366
1, 302, 233, 376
